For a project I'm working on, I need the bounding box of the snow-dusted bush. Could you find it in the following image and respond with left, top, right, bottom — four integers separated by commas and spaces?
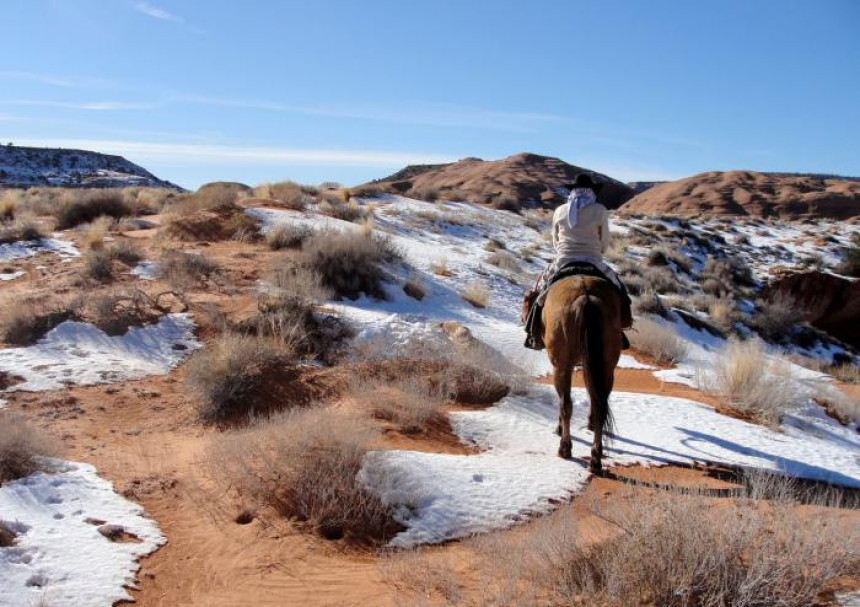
697, 338, 804, 426
633, 289, 667, 318
461, 280, 490, 308
0, 412, 57, 483
265, 223, 314, 250
750, 292, 803, 342
629, 318, 687, 365
300, 228, 400, 300
486, 250, 520, 273
208, 407, 399, 541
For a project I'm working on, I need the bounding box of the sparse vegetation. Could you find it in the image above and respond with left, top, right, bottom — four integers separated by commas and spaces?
208, 407, 400, 541
352, 375, 445, 434
750, 292, 804, 342
403, 274, 426, 300
55, 190, 133, 230
629, 318, 687, 365
253, 181, 309, 210
0, 294, 81, 346
155, 250, 217, 291
431, 257, 453, 277
0, 214, 45, 244
486, 250, 520, 273
633, 289, 667, 317
300, 228, 400, 300
462, 280, 489, 308
0, 413, 57, 484
697, 338, 804, 426
265, 223, 314, 250
491, 193, 520, 212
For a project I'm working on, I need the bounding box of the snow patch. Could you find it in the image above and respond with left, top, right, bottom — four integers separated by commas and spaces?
0, 237, 79, 264
0, 460, 164, 606
0, 270, 25, 281
130, 260, 157, 280
0, 313, 199, 391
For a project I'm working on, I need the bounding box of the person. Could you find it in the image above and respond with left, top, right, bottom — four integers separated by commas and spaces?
523, 173, 633, 350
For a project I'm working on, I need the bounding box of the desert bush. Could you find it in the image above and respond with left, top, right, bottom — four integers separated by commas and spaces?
300, 229, 400, 300
79, 215, 114, 250
0, 214, 45, 244
265, 223, 314, 250
0, 191, 19, 219
85, 288, 160, 335
633, 289, 667, 317
646, 245, 691, 271
460, 477, 859, 607
484, 237, 506, 252
351, 375, 445, 434
155, 250, 217, 291
836, 245, 860, 277
814, 384, 860, 426
55, 191, 132, 229
701, 255, 755, 290
749, 292, 803, 342
828, 362, 860, 384
208, 407, 398, 540
486, 250, 520, 273
269, 262, 334, 305
697, 338, 805, 426
0, 413, 57, 483
318, 194, 366, 222
707, 297, 735, 331
187, 333, 283, 423
462, 280, 490, 308
431, 257, 453, 277
350, 184, 385, 198
187, 182, 247, 212
108, 240, 142, 265
266, 181, 307, 210
0, 294, 81, 345
403, 274, 426, 300
642, 265, 682, 294
629, 318, 687, 365
491, 193, 520, 212
410, 187, 440, 203
619, 273, 645, 296
83, 248, 114, 282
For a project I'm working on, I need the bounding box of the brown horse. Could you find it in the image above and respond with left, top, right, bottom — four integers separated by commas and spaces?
542, 275, 623, 474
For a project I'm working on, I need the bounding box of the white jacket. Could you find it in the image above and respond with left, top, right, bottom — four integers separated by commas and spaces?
551, 202, 610, 259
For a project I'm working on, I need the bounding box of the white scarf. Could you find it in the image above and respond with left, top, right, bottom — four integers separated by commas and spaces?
567, 187, 597, 228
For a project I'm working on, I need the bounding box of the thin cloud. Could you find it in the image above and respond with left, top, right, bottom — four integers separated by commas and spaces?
1, 100, 158, 111
0, 70, 78, 87
14, 138, 457, 167
134, 2, 183, 23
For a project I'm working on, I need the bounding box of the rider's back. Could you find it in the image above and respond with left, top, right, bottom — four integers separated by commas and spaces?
552, 202, 609, 259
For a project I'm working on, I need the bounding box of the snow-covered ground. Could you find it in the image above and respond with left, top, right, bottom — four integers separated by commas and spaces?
366, 383, 860, 547
0, 460, 164, 606
0, 313, 199, 392
0, 236, 79, 264
248, 196, 859, 547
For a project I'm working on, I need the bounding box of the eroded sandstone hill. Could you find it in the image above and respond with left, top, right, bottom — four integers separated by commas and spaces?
620, 170, 860, 219
363, 152, 635, 209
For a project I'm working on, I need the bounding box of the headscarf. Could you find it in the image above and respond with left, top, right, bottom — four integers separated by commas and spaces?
567, 187, 597, 228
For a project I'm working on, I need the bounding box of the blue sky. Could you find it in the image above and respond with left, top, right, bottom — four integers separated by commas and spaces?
2, 0, 858, 189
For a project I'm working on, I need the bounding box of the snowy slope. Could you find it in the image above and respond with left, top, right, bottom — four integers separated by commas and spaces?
0, 145, 181, 189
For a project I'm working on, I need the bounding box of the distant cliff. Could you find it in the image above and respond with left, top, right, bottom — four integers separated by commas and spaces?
0, 144, 182, 189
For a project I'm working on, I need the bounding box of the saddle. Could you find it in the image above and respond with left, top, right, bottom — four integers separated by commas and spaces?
523, 261, 628, 351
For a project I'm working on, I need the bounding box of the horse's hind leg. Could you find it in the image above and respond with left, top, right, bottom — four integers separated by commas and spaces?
553, 364, 573, 459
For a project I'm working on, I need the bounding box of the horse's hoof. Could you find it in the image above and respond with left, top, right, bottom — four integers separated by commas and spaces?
558, 443, 572, 459
590, 461, 603, 476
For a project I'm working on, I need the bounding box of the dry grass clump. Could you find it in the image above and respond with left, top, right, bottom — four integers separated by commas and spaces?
629, 318, 687, 365
82, 240, 144, 282
814, 384, 860, 426
0, 213, 45, 244
696, 338, 804, 426
461, 280, 490, 308
707, 297, 736, 331
701, 254, 755, 294
0, 294, 81, 346
410, 187, 440, 202
155, 249, 217, 291
300, 228, 400, 300
431, 257, 453, 277
84, 288, 162, 336
79, 215, 114, 250
828, 362, 860, 384
403, 274, 426, 300
491, 193, 520, 212
181, 182, 247, 214
633, 289, 667, 317
187, 333, 283, 423
0, 191, 19, 219
646, 245, 691, 271
350, 184, 385, 198
0, 413, 58, 484
319, 194, 367, 222
55, 190, 133, 230
486, 250, 520, 273
253, 181, 309, 210
750, 292, 804, 342
642, 265, 683, 294
351, 375, 446, 434
448, 477, 860, 607
208, 407, 399, 541
265, 223, 314, 250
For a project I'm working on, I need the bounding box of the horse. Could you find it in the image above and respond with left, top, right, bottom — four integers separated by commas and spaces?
541, 275, 623, 474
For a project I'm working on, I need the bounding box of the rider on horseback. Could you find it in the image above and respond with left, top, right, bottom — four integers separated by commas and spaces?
523, 173, 633, 350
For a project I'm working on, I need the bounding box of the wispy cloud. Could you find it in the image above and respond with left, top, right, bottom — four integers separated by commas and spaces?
1, 99, 158, 111
14, 138, 457, 167
171, 94, 564, 132
0, 70, 78, 87
134, 2, 183, 23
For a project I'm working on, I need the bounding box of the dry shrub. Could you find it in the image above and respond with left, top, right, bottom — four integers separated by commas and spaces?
85, 288, 161, 336
351, 375, 445, 434
633, 288, 667, 317
697, 338, 805, 426
155, 249, 217, 291
431, 257, 453, 277
646, 245, 691, 271
410, 187, 440, 202
462, 280, 489, 308
0, 294, 81, 346
457, 476, 859, 607
350, 184, 385, 198
0, 213, 45, 244
255, 181, 308, 210
828, 362, 860, 384
270, 261, 334, 305
491, 193, 520, 212
642, 265, 682, 294
55, 190, 132, 230
750, 292, 804, 341
0, 191, 19, 219
0, 413, 57, 484
300, 228, 401, 300
79, 215, 114, 250
484, 237, 506, 252
208, 407, 399, 541
814, 384, 860, 426
82, 240, 143, 282
707, 297, 735, 331
403, 274, 426, 300
836, 244, 860, 277
182, 182, 247, 214
629, 318, 687, 365
187, 333, 283, 423
486, 250, 520, 273
265, 223, 314, 250
701, 255, 755, 290
319, 194, 367, 222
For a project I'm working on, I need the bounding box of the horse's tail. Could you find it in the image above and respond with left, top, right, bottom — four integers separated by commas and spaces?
580, 292, 614, 440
